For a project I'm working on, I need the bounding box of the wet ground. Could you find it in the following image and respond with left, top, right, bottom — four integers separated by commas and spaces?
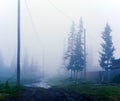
5, 87, 108, 101
24, 81, 50, 88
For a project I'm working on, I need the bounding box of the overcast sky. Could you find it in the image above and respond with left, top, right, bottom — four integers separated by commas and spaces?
0, 0, 120, 75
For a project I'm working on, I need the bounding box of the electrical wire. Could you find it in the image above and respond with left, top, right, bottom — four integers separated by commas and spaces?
47, 0, 74, 22
25, 0, 120, 66
47, 0, 100, 44
24, 0, 45, 75
24, 0, 42, 42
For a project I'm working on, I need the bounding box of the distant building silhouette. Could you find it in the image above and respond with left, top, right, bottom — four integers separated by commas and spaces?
110, 58, 120, 70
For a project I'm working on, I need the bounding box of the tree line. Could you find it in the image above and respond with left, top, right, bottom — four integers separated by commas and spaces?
0, 53, 41, 82
64, 18, 86, 80
64, 18, 117, 81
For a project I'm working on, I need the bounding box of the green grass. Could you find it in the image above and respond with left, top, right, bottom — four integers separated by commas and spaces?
47, 78, 120, 101
0, 84, 24, 100
67, 84, 120, 101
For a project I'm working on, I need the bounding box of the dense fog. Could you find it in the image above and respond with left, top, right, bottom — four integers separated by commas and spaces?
0, 0, 120, 80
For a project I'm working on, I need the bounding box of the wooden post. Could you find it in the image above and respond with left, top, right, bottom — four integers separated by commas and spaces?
17, 0, 21, 86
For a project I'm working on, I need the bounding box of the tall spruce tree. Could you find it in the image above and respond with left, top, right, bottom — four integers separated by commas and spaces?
73, 18, 85, 79
64, 22, 76, 78
64, 19, 85, 80
74, 18, 84, 71
99, 23, 115, 71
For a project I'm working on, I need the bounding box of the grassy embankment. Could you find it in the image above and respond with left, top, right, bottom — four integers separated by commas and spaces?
47, 78, 120, 101
0, 83, 23, 100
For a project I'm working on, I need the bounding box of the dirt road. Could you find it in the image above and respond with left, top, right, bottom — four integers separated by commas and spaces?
5, 87, 108, 101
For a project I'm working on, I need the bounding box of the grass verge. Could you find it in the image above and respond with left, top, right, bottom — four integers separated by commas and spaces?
0, 84, 24, 100
47, 78, 120, 101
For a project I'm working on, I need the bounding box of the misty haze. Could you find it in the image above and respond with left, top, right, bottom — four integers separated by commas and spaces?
0, 0, 120, 101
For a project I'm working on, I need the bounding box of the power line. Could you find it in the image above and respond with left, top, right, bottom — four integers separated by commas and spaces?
47, 0, 74, 22
47, 1, 98, 44
24, 0, 44, 73
46, 0, 99, 44
25, 0, 97, 46
47, 0, 120, 61
24, 1, 120, 64
47, 0, 120, 46
25, 0, 120, 46
24, 0, 44, 51
24, 0, 42, 42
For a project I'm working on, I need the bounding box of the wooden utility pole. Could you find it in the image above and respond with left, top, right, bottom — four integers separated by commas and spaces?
17, 0, 21, 86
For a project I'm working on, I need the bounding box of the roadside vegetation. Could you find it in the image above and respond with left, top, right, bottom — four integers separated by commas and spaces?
47, 77, 120, 101
0, 83, 23, 100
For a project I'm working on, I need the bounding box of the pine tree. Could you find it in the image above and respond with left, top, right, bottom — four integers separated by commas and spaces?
64, 19, 86, 80
74, 18, 85, 71
73, 18, 85, 79
99, 23, 115, 71
64, 22, 76, 78
64, 22, 75, 66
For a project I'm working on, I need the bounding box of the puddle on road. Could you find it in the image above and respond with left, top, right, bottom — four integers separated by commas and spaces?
24, 82, 51, 89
